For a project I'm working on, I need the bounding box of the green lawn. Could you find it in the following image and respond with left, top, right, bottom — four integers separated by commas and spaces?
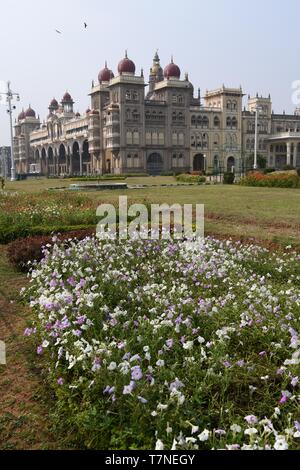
4, 177, 300, 248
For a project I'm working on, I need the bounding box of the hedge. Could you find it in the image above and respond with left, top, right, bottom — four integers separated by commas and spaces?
0, 224, 96, 245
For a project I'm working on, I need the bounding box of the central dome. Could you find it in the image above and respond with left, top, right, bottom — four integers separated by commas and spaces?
118, 51, 136, 75
164, 58, 181, 79
25, 106, 36, 118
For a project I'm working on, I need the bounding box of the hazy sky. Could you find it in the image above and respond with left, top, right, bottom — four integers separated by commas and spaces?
0, 0, 299, 145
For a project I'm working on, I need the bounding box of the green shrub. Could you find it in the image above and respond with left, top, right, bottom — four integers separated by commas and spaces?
223, 172, 235, 184
176, 174, 206, 184
0, 224, 96, 245
282, 165, 295, 171
263, 168, 276, 174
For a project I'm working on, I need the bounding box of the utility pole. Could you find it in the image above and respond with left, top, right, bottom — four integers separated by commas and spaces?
0, 82, 20, 181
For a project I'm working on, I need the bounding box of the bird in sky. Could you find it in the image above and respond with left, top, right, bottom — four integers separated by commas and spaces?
84, 22, 88, 29
55, 29, 62, 34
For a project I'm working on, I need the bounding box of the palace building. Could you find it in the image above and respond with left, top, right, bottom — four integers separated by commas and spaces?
13, 51, 300, 176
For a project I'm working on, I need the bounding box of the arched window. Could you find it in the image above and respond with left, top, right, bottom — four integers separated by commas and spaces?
126, 131, 133, 145
172, 154, 178, 167
246, 139, 250, 150
132, 91, 138, 101
232, 117, 238, 129
202, 116, 209, 128
214, 116, 220, 128
172, 94, 177, 103
172, 112, 177, 122
197, 116, 202, 126
134, 154, 139, 167
178, 95, 183, 104
232, 100, 237, 111
191, 135, 196, 148
213, 134, 219, 148
178, 153, 184, 167
152, 132, 158, 145
191, 115, 196, 125
202, 133, 208, 149
172, 132, 178, 146
227, 100, 232, 110
159, 132, 165, 145
133, 130, 139, 145
178, 112, 184, 122
226, 117, 232, 128
146, 132, 151, 145
125, 90, 131, 101
178, 132, 184, 146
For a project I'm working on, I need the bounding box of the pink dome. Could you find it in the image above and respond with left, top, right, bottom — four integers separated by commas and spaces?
62, 92, 73, 102
164, 58, 181, 79
50, 98, 59, 108
118, 52, 135, 75
25, 106, 36, 118
98, 63, 114, 83
18, 109, 26, 120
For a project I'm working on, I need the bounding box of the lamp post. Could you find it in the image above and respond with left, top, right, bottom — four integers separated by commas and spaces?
254, 106, 262, 170
0, 82, 20, 181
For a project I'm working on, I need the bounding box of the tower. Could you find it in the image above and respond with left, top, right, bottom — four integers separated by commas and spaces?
148, 51, 164, 96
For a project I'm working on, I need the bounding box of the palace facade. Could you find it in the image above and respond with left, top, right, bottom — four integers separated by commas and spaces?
14, 52, 300, 176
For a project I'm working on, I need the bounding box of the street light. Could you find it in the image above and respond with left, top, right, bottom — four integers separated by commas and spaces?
0, 82, 20, 181
254, 106, 263, 170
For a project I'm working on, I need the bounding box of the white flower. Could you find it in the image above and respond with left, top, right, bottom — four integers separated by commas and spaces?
183, 341, 194, 350
156, 359, 165, 367
198, 429, 210, 442
198, 336, 205, 344
244, 428, 258, 436
107, 361, 117, 371
230, 424, 242, 434
191, 425, 199, 435
42, 340, 49, 348
155, 439, 164, 450
274, 436, 288, 450
171, 439, 177, 450
186, 437, 197, 443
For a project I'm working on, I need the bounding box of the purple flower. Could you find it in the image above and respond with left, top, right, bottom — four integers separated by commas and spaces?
245, 415, 258, 425
57, 378, 64, 386
279, 395, 288, 405
37, 346, 43, 355
291, 376, 299, 388
123, 381, 136, 395
295, 421, 300, 432
166, 339, 174, 349
67, 277, 76, 287
138, 396, 148, 404
259, 351, 267, 357
223, 361, 231, 369
24, 328, 33, 337
131, 366, 143, 381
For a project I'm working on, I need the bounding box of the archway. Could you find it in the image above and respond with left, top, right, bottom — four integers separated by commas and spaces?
147, 153, 163, 175
41, 148, 48, 175
82, 140, 91, 175
58, 144, 67, 175
227, 156, 235, 173
193, 153, 205, 172
48, 147, 55, 175
72, 142, 80, 175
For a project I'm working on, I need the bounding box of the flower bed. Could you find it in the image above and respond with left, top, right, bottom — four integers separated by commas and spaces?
240, 171, 300, 188
24, 237, 300, 450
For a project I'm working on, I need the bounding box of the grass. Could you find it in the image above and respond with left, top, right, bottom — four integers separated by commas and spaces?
4, 177, 300, 248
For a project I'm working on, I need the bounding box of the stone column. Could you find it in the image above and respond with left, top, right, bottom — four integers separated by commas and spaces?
80, 152, 83, 176
293, 142, 297, 168
287, 142, 291, 166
